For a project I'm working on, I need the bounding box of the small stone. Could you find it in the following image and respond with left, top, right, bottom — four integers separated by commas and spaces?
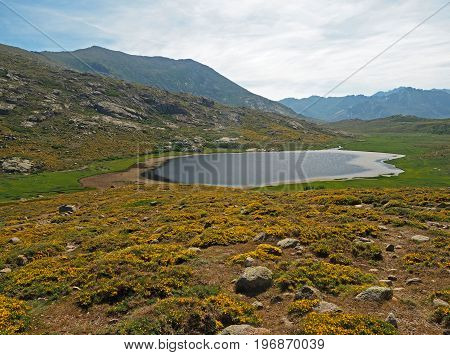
354, 204, 363, 208
411, 235, 429, 242
355, 286, 393, 302
187, 247, 201, 253
252, 301, 264, 309
58, 204, 77, 214
405, 278, 422, 285
313, 301, 342, 313
294, 285, 322, 300
0, 267, 12, 273
277, 238, 300, 249
270, 295, 283, 304
220, 324, 270, 335
369, 268, 379, 273
393, 287, 404, 291
378, 225, 388, 231
380, 280, 393, 287
433, 298, 449, 307
16, 255, 28, 266
385, 313, 398, 328
358, 237, 372, 243
387, 275, 397, 281
395, 245, 402, 249
244, 256, 255, 267
9, 237, 20, 244
385, 244, 395, 252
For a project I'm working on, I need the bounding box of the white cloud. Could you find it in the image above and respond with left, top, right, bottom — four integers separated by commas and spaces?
3, 0, 449, 99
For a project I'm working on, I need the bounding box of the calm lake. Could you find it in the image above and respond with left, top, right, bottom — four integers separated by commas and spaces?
147, 149, 404, 187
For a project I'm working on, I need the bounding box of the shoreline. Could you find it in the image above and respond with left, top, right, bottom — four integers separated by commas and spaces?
79, 149, 405, 190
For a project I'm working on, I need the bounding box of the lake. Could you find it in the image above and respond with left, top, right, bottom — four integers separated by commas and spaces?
146, 149, 404, 187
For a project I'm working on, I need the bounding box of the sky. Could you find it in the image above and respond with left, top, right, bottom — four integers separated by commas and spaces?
0, 0, 449, 100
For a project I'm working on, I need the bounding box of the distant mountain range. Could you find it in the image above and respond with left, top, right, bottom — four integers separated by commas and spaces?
38, 46, 297, 117
280, 87, 450, 121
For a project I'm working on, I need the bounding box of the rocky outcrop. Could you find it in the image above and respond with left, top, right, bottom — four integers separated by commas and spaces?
94, 101, 142, 120
1, 157, 35, 173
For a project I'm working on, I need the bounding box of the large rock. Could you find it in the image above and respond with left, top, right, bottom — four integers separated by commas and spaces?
235, 266, 273, 295
433, 298, 449, 307
220, 324, 270, 335
0, 102, 15, 115
58, 205, 77, 214
355, 286, 393, 302
313, 301, 342, 313
411, 235, 429, 242
277, 238, 300, 249
294, 285, 322, 300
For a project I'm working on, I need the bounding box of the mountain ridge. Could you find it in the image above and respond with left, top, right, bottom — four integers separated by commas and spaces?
38, 46, 299, 118
280, 87, 450, 121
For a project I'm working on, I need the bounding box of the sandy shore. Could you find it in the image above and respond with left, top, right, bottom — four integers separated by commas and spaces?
80, 156, 172, 189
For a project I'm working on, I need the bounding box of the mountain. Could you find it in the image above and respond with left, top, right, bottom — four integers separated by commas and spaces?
0, 44, 333, 173
325, 115, 450, 135
37, 46, 297, 117
280, 87, 450, 121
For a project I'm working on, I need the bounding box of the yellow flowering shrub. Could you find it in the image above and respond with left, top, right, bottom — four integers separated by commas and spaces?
296, 312, 397, 335
0, 295, 29, 334
229, 244, 282, 264
288, 299, 320, 317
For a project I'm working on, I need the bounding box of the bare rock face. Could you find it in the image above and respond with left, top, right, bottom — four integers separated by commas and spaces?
220, 324, 270, 335
1, 157, 35, 173
355, 286, 393, 302
235, 266, 273, 296
93, 101, 141, 120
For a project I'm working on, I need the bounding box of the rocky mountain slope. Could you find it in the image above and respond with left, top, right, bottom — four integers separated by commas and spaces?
0, 44, 333, 173
281, 87, 450, 121
326, 115, 450, 135
38, 46, 298, 117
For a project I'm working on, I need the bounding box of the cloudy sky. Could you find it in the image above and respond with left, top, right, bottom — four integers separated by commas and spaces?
0, 0, 449, 100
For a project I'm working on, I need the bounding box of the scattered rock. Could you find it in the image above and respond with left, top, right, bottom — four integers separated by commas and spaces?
387, 275, 397, 281
313, 301, 342, 314
244, 256, 255, 267
235, 266, 273, 296
277, 238, 300, 249
252, 301, 264, 309
220, 324, 270, 335
433, 298, 449, 307
355, 286, 393, 302
358, 237, 373, 243
369, 268, 379, 273
378, 225, 388, 231
405, 278, 422, 286
411, 235, 429, 242
58, 204, 77, 214
0, 267, 12, 273
187, 247, 201, 253
294, 285, 322, 300
16, 255, 28, 266
385, 313, 398, 328
270, 295, 283, 304
253, 232, 278, 243
9, 237, 20, 244
385, 244, 395, 252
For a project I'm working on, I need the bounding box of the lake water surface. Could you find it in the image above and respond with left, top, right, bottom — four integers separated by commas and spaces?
147, 149, 404, 187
